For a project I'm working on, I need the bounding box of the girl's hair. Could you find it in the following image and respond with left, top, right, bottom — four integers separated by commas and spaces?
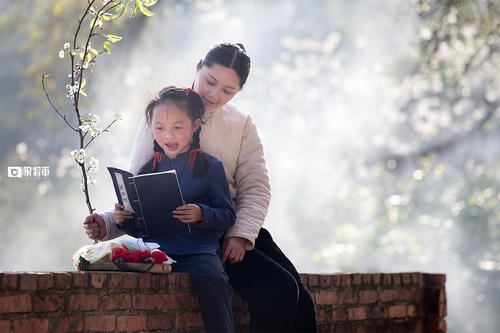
142, 86, 209, 177
200, 43, 251, 88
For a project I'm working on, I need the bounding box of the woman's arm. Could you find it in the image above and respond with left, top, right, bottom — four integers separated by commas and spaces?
225, 114, 271, 249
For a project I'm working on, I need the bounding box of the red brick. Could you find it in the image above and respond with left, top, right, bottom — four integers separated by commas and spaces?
339, 290, 357, 304
1, 273, 18, 291
351, 274, 362, 286
133, 294, 163, 310
0, 320, 10, 332
175, 312, 204, 329
348, 306, 368, 320
382, 273, 392, 285
408, 304, 418, 317
340, 274, 350, 287
167, 273, 180, 289
122, 274, 138, 289
68, 294, 98, 311
53, 273, 72, 289
33, 294, 64, 312
307, 274, 319, 287
89, 273, 107, 288
439, 301, 447, 317
330, 274, 340, 287
392, 273, 401, 285
412, 272, 422, 285
424, 274, 446, 286
368, 302, 387, 319
379, 289, 397, 302
13, 318, 48, 333
100, 294, 131, 310
332, 308, 348, 321
372, 274, 382, 285
117, 315, 147, 331
162, 293, 192, 309
72, 272, 88, 288
319, 275, 331, 288
0, 295, 31, 313
147, 315, 174, 330
359, 290, 378, 304
85, 315, 116, 332
388, 304, 407, 318
139, 273, 152, 289
19, 274, 38, 290
49, 315, 83, 333
180, 274, 192, 289
151, 274, 167, 289
38, 274, 54, 290
361, 274, 371, 285
315, 308, 325, 322
107, 273, 123, 289
402, 273, 412, 285
314, 290, 338, 305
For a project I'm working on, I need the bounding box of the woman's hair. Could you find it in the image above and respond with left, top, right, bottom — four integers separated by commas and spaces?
200, 43, 251, 88
141, 86, 209, 177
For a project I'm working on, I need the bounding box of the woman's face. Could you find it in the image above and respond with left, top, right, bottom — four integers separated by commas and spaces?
151, 102, 201, 159
194, 63, 241, 112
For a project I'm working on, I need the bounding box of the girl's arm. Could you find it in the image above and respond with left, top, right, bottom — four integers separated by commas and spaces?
195, 159, 236, 231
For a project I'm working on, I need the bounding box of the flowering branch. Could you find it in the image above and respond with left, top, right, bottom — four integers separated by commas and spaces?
42, 0, 158, 216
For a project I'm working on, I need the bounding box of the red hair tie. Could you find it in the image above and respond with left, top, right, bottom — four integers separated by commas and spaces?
188, 149, 201, 171
184, 87, 195, 95
151, 151, 163, 172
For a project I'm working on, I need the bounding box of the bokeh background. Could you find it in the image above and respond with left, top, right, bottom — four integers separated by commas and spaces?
1, 0, 499, 332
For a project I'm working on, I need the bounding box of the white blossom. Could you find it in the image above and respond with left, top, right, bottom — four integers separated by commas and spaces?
88, 157, 99, 173
70, 149, 86, 163
59, 50, 65, 59
63, 42, 71, 50
113, 113, 124, 121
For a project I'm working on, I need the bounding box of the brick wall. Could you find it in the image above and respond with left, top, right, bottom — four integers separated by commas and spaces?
0, 271, 446, 332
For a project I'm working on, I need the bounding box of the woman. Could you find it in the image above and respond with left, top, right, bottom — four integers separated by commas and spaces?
84, 43, 317, 332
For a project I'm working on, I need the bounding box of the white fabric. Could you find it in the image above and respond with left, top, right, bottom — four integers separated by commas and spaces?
100, 103, 271, 249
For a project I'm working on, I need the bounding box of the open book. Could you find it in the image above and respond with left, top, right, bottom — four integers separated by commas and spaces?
107, 166, 190, 237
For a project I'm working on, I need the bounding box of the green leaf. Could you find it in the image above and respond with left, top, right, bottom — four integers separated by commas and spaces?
139, 5, 153, 16
81, 78, 87, 89
115, 3, 128, 17
101, 12, 117, 21
103, 41, 111, 54
80, 89, 87, 97
104, 34, 123, 43
78, 52, 84, 60
142, 0, 159, 6
85, 52, 92, 64
89, 48, 99, 57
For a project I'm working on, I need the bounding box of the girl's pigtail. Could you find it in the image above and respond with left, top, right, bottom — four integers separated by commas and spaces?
189, 127, 209, 177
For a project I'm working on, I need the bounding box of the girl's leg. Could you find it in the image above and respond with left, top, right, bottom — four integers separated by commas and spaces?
254, 228, 317, 332
172, 254, 234, 333
225, 247, 300, 332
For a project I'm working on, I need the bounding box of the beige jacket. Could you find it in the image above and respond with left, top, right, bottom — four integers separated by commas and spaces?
100, 104, 271, 249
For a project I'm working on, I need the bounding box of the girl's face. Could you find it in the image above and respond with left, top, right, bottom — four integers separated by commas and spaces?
194, 63, 241, 112
151, 102, 201, 159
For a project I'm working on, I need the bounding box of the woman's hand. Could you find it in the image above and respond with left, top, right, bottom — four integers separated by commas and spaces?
222, 237, 250, 263
114, 203, 134, 226
83, 213, 107, 240
173, 204, 202, 223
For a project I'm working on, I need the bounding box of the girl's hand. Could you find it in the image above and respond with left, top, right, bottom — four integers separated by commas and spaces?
114, 203, 134, 226
83, 213, 107, 240
222, 237, 250, 263
173, 204, 202, 223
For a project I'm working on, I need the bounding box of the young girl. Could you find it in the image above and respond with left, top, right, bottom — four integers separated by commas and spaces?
115, 86, 235, 333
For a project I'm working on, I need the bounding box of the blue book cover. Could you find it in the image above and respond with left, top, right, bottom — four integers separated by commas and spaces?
107, 166, 190, 237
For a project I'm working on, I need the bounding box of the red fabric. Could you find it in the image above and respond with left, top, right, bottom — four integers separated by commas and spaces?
151, 151, 163, 172
188, 148, 201, 171
111, 246, 169, 264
